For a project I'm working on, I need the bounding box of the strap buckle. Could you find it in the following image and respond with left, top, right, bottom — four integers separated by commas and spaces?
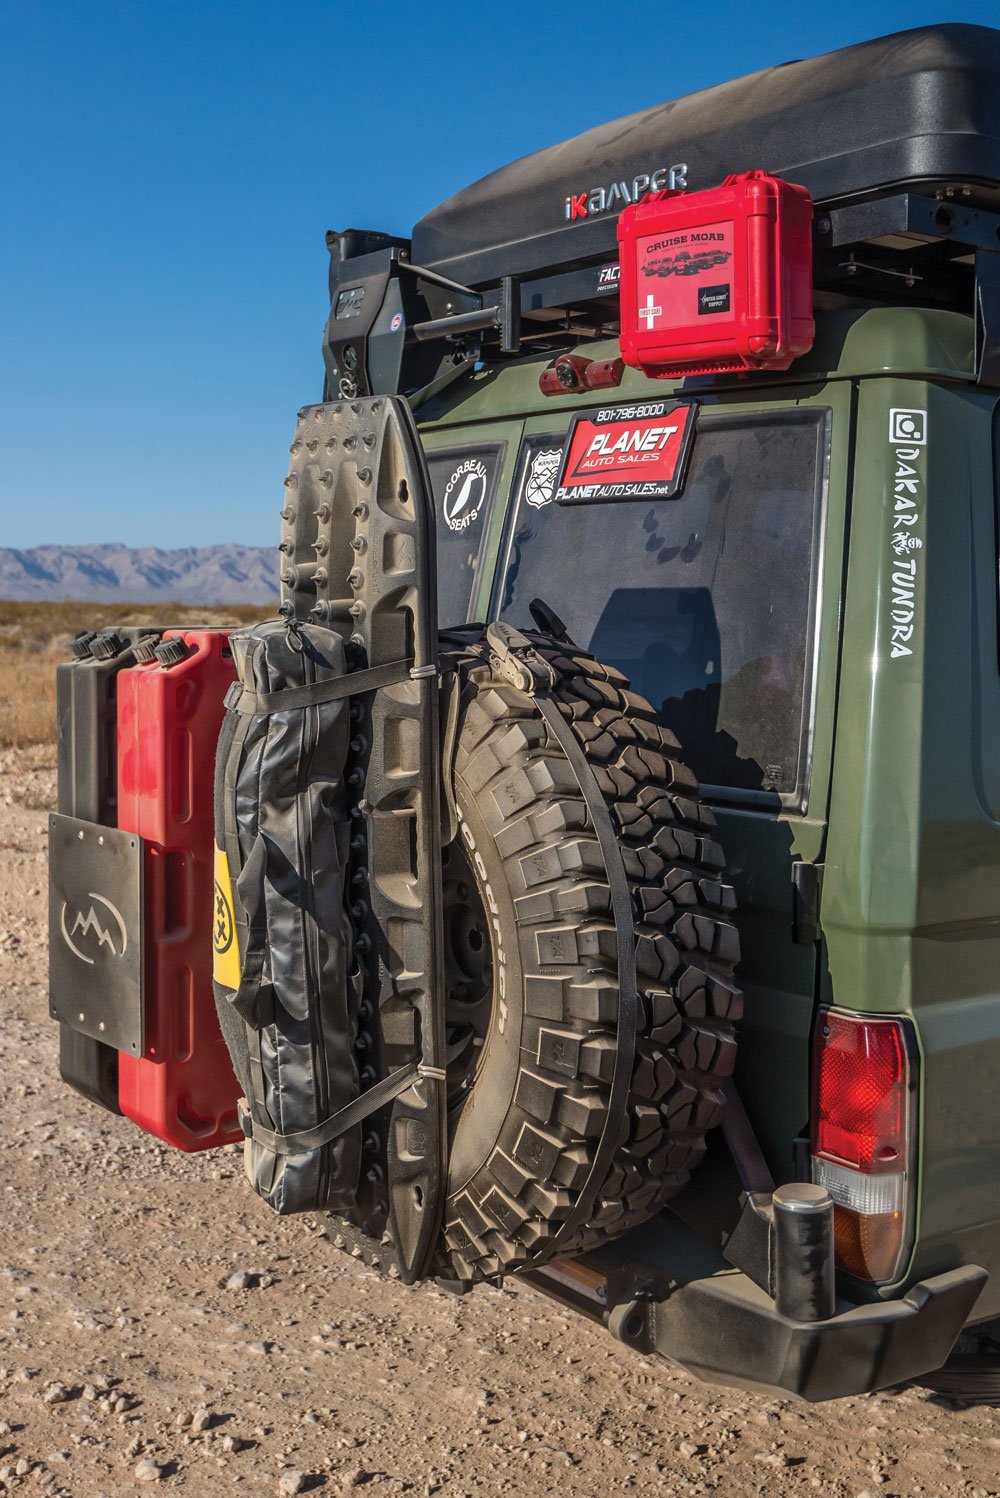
484, 622, 557, 696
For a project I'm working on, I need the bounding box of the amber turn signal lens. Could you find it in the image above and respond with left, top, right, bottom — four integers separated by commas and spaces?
832, 1205, 905, 1284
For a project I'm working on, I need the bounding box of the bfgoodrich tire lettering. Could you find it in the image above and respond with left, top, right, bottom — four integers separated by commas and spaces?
441, 632, 741, 1281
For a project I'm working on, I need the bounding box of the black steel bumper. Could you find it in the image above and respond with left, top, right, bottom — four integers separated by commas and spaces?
527, 1199, 988, 1402
649, 1262, 987, 1402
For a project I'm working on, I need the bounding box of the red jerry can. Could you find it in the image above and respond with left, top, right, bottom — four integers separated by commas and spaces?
116, 630, 242, 1150
618, 170, 814, 379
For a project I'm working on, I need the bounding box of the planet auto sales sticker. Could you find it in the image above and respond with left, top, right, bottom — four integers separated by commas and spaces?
554, 400, 697, 504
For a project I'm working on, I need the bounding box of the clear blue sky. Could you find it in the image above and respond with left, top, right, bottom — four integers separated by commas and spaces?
0, 0, 992, 550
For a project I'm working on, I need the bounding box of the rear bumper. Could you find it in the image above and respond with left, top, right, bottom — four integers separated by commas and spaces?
527, 1201, 988, 1402
651, 1262, 987, 1401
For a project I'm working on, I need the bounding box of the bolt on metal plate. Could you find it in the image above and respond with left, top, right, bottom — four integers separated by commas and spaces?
48, 813, 144, 1055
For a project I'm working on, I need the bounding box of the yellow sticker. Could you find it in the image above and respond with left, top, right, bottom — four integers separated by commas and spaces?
213, 844, 241, 991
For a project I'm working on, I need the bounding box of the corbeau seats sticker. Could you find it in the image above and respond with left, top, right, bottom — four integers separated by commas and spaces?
555, 400, 697, 503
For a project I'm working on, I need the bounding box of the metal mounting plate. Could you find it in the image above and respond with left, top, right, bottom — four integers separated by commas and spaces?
48, 814, 144, 1055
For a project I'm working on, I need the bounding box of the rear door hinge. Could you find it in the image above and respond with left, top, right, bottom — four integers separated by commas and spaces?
791, 860, 823, 945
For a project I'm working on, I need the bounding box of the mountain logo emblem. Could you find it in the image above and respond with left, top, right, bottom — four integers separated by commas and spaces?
60, 894, 128, 966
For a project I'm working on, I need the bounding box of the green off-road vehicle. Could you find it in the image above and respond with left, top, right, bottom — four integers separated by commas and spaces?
48, 23, 1000, 1401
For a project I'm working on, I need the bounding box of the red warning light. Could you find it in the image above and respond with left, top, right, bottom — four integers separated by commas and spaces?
617, 170, 815, 379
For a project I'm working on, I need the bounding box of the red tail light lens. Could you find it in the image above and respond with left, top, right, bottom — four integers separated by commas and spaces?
811, 1009, 915, 1283
812, 1011, 906, 1173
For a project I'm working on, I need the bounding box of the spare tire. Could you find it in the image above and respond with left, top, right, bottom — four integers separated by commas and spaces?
438, 629, 741, 1282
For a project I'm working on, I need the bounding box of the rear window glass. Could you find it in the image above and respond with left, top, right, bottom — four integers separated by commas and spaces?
995, 404, 1000, 671
495, 409, 828, 808
427, 444, 504, 627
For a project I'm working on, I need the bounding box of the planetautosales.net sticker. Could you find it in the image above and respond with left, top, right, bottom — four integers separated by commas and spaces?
886, 408, 926, 661
555, 400, 697, 503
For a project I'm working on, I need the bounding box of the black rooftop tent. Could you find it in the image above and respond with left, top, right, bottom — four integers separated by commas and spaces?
412, 24, 1000, 289
324, 24, 1000, 398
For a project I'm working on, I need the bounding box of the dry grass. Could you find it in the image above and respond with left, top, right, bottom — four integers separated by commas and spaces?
0, 599, 273, 653
0, 648, 60, 748
0, 600, 274, 749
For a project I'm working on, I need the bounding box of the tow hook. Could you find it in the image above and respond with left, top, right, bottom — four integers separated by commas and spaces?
609, 1285, 657, 1353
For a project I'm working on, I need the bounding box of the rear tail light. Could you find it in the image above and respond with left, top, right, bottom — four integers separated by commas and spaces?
810, 1008, 916, 1283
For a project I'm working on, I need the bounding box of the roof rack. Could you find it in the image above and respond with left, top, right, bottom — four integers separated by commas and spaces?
322, 25, 1000, 398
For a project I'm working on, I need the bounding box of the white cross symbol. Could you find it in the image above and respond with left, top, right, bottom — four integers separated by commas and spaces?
639, 294, 662, 329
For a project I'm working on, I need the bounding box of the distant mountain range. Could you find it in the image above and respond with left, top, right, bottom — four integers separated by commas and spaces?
0, 544, 278, 605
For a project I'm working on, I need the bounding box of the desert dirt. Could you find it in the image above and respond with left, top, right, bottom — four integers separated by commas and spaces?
1, 743, 999, 1498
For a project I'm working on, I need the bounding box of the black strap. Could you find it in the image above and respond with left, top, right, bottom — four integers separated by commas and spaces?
487, 625, 639, 1258
536, 692, 639, 1254
230, 658, 413, 715
239, 1060, 422, 1156
438, 669, 462, 846
225, 638, 277, 1122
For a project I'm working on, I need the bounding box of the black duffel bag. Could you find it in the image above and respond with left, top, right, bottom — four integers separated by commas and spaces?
213, 619, 363, 1215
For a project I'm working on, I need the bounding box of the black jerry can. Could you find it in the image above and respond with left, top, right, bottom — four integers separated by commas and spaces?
54, 628, 161, 1112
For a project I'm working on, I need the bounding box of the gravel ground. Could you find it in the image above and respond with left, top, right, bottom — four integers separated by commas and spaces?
2, 743, 999, 1498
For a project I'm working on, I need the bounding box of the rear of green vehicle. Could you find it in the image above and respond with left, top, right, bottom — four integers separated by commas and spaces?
47, 22, 1000, 1402
411, 306, 1000, 1336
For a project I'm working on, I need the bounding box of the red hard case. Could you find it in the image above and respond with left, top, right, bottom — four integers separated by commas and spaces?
617, 170, 814, 378
116, 630, 241, 1150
